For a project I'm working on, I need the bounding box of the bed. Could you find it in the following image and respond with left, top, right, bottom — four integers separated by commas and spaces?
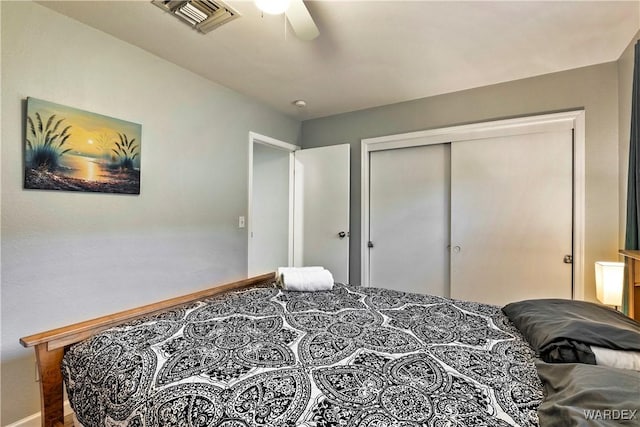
20, 273, 640, 427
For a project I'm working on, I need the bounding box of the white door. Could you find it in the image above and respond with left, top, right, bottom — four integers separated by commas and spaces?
450, 130, 573, 305
294, 144, 350, 283
369, 144, 450, 295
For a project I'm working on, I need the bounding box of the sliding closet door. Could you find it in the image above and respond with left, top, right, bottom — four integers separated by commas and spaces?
369, 144, 450, 295
450, 130, 573, 305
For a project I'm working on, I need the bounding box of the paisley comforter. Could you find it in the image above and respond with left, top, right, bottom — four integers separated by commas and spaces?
62, 284, 543, 426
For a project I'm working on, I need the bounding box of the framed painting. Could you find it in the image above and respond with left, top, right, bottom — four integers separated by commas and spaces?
24, 97, 142, 194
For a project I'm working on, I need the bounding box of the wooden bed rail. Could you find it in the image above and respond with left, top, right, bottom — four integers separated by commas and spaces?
19, 272, 276, 427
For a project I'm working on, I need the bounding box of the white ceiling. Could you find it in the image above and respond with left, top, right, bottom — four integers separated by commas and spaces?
40, 0, 640, 120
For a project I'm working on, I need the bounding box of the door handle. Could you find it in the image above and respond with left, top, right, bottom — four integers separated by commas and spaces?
338, 231, 347, 239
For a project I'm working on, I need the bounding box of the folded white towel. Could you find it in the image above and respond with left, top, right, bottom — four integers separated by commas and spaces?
279, 268, 334, 292
277, 266, 324, 279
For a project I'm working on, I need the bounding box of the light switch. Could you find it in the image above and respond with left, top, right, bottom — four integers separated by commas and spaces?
238, 216, 245, 228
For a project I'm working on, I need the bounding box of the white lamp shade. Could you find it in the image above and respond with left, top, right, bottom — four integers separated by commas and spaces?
255, 0, 290, 15
594, 261, 624, 306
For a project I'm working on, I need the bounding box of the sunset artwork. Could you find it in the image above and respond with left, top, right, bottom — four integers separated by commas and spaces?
24, 97, 141, 194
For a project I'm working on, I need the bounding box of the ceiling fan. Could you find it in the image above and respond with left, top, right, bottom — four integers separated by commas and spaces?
255, 0, 319, 41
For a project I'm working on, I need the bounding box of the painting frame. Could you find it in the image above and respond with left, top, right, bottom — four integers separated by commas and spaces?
24, 97, 142, 195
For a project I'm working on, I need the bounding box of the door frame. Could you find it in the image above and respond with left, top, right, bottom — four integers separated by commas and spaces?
248, 131, 300, 275
360, 110, 586, 299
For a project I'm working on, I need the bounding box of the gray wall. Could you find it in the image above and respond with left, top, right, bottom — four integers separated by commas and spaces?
301, 62, 621, 301
0, 2, 300, 423
618, 31, 640, 244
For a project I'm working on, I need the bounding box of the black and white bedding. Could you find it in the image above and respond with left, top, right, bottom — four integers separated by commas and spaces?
62, 284, 543, 426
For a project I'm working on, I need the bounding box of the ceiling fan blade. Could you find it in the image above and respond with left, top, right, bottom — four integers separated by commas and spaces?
286, 0, 319, 41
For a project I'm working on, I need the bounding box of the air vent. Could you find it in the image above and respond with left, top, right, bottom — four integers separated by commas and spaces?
152, 0, 240, 34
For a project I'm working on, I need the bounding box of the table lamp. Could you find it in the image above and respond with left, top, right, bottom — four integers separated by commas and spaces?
594, 261, 624, 310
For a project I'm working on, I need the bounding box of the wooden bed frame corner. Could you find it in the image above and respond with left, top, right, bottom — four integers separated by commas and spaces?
19, 272, 276, 427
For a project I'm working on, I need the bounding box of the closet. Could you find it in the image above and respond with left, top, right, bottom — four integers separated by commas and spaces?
362, 112, 583, 306
369, 143, 450, 297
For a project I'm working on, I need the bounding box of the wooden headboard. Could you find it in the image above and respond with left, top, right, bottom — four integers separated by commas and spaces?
19, 272, 276, 427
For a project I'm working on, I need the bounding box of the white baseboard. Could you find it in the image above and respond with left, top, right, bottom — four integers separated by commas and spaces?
5, 401, 73, 427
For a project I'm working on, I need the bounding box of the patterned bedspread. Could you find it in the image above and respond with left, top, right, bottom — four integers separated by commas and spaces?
63, 284, 543, 426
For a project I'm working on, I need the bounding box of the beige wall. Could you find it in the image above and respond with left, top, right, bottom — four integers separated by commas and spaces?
302, 62, 620, 302
618, 31, 640, 246
0, 2, 300, 423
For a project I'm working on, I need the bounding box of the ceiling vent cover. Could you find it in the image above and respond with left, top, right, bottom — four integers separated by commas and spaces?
152, 0, 240, 34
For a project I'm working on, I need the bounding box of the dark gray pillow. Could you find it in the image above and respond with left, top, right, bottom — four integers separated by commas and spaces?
502, 299, 640, 363
536, 362, 640, 426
